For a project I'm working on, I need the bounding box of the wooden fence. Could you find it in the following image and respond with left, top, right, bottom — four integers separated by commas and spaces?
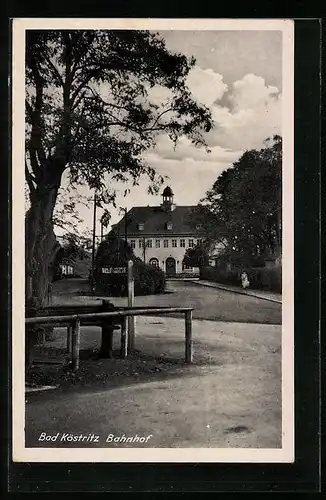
26, 307, 194, 370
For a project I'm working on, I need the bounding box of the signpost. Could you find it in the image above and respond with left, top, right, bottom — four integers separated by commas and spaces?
101, 261, 135, 352
127, 260, 135, 351
102, 267, 126, 274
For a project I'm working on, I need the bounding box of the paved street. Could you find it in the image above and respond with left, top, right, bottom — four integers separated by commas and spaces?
25, 317, 281, 449
141, 280, 281, 325
51, 278, 282, 325
24, 278, 282, 450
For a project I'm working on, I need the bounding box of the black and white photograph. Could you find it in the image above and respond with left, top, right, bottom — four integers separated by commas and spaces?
12, 18, 294, 462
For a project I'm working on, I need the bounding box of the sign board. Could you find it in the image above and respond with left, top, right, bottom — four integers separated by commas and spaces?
102, 267, 126, 274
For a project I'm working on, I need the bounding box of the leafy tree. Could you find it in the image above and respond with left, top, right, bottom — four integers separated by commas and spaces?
52, 234, 92, 280
192, 135, 282, 268
183, 242, 210, 268
25, 30, 213, 307
96, 237, 134, 270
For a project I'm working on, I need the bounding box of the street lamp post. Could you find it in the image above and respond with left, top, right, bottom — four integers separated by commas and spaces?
91, 191, 97, 294
124, 207, 128, 248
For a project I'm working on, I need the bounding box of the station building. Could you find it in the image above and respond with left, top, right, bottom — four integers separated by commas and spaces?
107, 186, 203, 276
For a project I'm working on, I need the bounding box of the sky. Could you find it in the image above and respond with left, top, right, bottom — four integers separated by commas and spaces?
55, 29, 283, 241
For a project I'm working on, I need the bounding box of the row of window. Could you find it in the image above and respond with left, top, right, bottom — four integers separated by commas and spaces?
148, 258, 195, 270
137, 222, 174, 231
130, 238, 201, 249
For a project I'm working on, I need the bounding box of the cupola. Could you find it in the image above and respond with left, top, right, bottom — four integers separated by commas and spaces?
161, 186, 176, 212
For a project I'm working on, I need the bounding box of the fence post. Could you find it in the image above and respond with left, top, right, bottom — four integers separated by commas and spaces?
185, 310, 193, 364
99, 300, 115, 358
127, 260, 135, 351
67, 324, 72, 354
71, 319, 81, 371
120, 316, 128, 359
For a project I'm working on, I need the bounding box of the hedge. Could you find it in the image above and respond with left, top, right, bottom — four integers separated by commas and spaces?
95, 260, 166, 297
200, 266, 282, 293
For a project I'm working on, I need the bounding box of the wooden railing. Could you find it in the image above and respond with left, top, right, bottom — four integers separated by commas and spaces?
26, 307, 194, 371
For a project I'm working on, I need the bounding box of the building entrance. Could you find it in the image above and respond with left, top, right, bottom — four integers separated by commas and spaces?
165, 257, 176, 276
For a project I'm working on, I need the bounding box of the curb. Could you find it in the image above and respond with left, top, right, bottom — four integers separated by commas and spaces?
26, 385, 58, 393
188, 280, 282, 304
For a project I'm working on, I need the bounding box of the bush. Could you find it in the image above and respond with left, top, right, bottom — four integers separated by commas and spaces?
200, 265, 282, 293
95, 260, 166, 297
247, 266, 282, 293
94, 237, 166, 296
200, 267, 240, 286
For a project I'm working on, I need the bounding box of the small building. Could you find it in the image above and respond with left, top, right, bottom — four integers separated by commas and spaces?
107, 186, 203, 277
59, 264, 74, 276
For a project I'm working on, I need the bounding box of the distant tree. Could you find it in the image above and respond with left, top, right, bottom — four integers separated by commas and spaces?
95, 237, 134, 271
183, 242, 210, 268
192, 135, 282, 267
25, 30, 213, 308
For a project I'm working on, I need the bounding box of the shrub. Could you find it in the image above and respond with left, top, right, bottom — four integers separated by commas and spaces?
200, 267, 240, 286
94, 237, 166, 296
200, 265, 282, 293
247, 266, 282, 293
95, 260, 166, 297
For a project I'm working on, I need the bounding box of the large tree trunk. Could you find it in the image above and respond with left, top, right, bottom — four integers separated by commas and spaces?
26, 188, 61, 307
25, 166, 63, 367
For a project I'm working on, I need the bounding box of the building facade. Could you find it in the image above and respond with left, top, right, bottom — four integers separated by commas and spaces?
108, 186, 203, 276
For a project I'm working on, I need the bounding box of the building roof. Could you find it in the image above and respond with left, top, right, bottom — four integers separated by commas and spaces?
108, 205, 200, 237
162, 186, 174, 197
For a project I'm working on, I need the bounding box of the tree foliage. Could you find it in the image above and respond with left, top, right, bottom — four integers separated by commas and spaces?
183, 242, 210, 267
192, 135, 282, 267
95, 237, 165, 296
25, 29, 213, 199
25, 29, 214, 306
95, 237, 134, 269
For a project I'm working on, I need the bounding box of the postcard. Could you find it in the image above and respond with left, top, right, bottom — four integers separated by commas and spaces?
12, 18, 294, 463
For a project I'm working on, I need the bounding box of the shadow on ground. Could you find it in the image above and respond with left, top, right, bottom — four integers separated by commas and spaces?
26, 345, 224, 398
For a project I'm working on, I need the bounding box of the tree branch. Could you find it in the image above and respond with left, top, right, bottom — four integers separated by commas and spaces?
42, 52, 64, 87
25, 160, 37, 194
27, 145, 41, 179
149, 107, 173, 129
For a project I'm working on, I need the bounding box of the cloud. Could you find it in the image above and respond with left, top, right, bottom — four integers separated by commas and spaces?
153, 134, 242, 164
186, 66, 228, 107
54, 71, 282, 238
207, 73, 282, 150
229, 73, 280, 111
147, 65, 228, 110
147, 85, 174, 107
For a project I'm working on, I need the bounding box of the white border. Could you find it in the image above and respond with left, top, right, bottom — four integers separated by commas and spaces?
12, 18, 294, 463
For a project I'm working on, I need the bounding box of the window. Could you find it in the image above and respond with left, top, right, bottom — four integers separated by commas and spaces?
149, 258, 159, 267
60, 264, 73, 275
146, 239, 152, 248
182, 261, 193, 270
130, 240, 135, 249
166, 222, 173, 230
137, 222, 144, 231
180, 239, 185, 247
139, 239, 144, 248
164, 239, 169, 248
172, 239, 177, 247
188, 239, 194, 248
155, 239, 160, 248
196, 239, 202, 246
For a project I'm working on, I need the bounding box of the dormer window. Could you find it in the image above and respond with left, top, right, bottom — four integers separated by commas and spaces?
137, 222, 144, 231
166, 222, 173, 230
196, 223, 203, 230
